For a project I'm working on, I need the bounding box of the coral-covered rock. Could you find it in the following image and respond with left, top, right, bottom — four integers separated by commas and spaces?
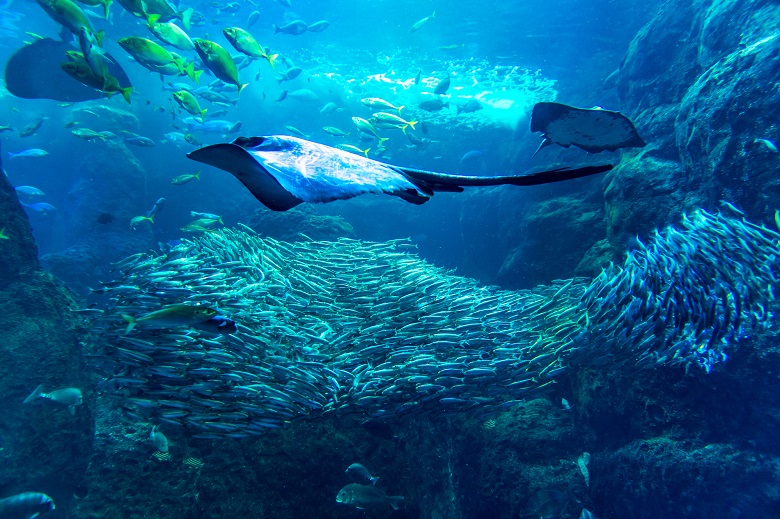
247, 205, 356, 241
0, 157, 93, 516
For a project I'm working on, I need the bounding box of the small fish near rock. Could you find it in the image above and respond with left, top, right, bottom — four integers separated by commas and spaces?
531, 102, 646, 155
150, 425, 169, 453
336, 483, 403, 510
345, 463, 380, 486
23, 385, 83, 416
0, 492, 55, 519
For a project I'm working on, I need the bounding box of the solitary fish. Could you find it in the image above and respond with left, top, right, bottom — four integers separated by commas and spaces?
187, 135, 613, 211
7, 149, 48, 159
121, 303, 218, 334
336, 483, 403, 510
531, 102, 646, 155
193, 39, 247, 96
345, 463, 380, 486
150, 426, 169, 452
273, 20, 307, 35
147, 15, 195, 51
130, 215, 153, 228
0, 492, 55, 519
24, 385, 83, 415
171, 171, 200, 184
410, 11, 435, 32
15, 186, 46, 196
306, 20, 330, 32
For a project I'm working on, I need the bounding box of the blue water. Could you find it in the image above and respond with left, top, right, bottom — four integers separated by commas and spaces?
0, 0, 657, 281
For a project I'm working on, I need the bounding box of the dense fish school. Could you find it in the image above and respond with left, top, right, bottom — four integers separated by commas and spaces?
88, 208, 779, 438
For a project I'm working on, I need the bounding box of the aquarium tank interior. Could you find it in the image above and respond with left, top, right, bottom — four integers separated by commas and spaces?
1, 0, 780, 517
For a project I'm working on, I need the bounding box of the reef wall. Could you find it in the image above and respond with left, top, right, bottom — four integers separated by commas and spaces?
606, 0, 780, 246
0, 160, 93, 514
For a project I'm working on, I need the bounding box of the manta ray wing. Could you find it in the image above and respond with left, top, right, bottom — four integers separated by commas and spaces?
187, 143, 304, 211
189, 136, 430, 210
531, 102, 646, 153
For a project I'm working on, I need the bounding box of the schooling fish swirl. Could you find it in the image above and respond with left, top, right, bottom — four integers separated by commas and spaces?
88, 209, 780, 438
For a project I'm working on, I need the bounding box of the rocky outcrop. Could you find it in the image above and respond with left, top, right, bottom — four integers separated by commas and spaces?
247, 205, 356, 241
608, 0, 780, 246
0, 158, 93, 516
459, 174, 607, 289
40, 139, 153, 295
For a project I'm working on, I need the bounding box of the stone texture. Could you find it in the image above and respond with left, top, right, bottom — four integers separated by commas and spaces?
0, 154, 93, 516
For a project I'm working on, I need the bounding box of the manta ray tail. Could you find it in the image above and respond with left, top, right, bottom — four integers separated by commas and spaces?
397, 164, 613, 191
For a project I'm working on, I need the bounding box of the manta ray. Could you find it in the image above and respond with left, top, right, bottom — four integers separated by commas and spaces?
531, 102, 646, 155
5, 38, 131, 102
187, 135, 613, 211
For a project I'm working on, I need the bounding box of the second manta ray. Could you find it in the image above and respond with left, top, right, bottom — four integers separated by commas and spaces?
187, 135, 613, 211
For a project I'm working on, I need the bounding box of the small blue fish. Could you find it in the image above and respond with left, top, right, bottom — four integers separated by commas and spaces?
15, 185, 45, 196
150, 425, 169, 453
345, 463, 380, 486
24, 385, 83, 415
187, 119, 242, 134
22, 202, 56, 213
7, 149, 48, 159
147, 198, 166, 218
460, 150, 483, 164
754, 138, 778, 153
124, 136, 156, 147
192, 315, 237, 334
190, 211, 223, 222
0, 492, 55, 519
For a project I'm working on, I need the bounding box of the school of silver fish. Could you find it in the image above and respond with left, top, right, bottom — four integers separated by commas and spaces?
85, 207, 779, 439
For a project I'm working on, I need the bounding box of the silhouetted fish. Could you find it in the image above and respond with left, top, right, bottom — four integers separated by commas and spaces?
5, 39, 131, 102
531, 102, 646, 155
96, 212, 115, 224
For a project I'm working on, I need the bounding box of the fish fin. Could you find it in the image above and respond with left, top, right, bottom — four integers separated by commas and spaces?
174, 58, 185, 74
195, 170, 201, 180
533, 138, 552, 157
192, 68, 203, 84
120, 87, 132, 104
397, 105, 404, 114
272, 24, 279, 34
431, 11, 436, 18
24, 384, 43, 403
370, 476, 379, 486
407, 120, 417, 130
238, 84, 248, 97
180, 7, 193, 31
102, 0, 112, 19
146, 13, 160, 26
121, 313, 136, 335
267, 54, 278, 70
68, 405, 76, 416
378, 137, 389, 146
400, 125, 408, 135
95, 30, 105, 47
200, 109, 207, 122
362, 148, 370, 157
390, 496, 404, 510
